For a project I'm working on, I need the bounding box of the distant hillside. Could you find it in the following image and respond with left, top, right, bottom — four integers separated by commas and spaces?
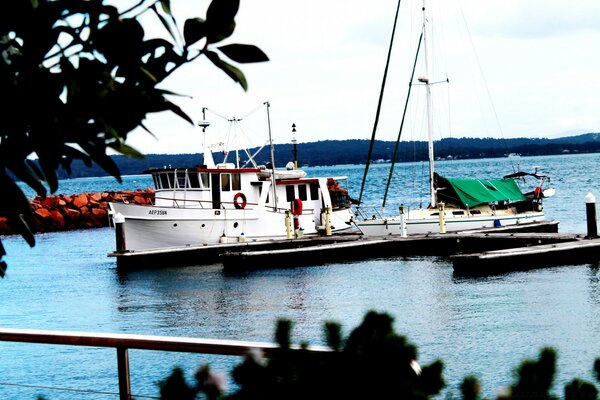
54, 132, 600, 179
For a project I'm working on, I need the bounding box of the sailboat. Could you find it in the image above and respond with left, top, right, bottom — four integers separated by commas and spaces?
353, 0, 555, 236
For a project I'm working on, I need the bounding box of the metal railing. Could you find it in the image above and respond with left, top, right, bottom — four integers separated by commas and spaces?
0, 328, 330, 400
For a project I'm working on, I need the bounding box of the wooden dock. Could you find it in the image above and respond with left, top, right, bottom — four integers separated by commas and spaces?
106, 219, 600, 275
108, 234, 362, 269
451, 237, 600, 276
220, 230, 578, 271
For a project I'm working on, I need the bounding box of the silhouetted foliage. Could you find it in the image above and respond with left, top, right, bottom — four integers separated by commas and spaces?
0, 0, 267, 275
158, 312, 600, 400
159, 311, 444, 400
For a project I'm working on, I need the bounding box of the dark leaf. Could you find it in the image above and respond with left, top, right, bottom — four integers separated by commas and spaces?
38, 159, 59, 193
205, 50, 248, 90
184, 17, 208, 47
207, 20, 235, 44
218, 44, 269, 63
163, 100, 195, 125
7, 161, 47, 197
206, 0, 239, 24
151, 3, 178, 43
108, 142, 145, 159
0, 170, 37, 247
26, 159, 45, 182
160, 0, 172, 14
79, 142, 122, 183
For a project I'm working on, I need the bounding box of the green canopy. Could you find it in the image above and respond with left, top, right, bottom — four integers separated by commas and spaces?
436, 175, 526, 208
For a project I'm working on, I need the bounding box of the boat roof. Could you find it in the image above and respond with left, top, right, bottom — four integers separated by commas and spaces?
144, 166, 261, 174
436, 174, 526, 208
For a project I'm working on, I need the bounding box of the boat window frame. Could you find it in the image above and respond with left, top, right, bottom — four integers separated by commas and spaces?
159, 173, 171, 189
285, 185, 295, 202
221, 173, 231, 192
176, 170, 188, 188
309, 183, 319, 200
200, 173, 210, 189
187, 172, 201, 189
231, 173, 241, 191
298, 184, 308, 201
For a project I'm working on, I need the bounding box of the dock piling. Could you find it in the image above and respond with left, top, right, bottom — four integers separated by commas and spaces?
114, 213, 126, 253
399, 204, 407, 237
586, 192, 597, 238
285, 211, 293, 239
438, 202, 446, 234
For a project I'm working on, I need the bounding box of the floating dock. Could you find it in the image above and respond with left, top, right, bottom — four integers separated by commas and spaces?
109, 234, 362, 269
221, 227, 577, 272
106, 219, 600, 276
451, 237, 600, 276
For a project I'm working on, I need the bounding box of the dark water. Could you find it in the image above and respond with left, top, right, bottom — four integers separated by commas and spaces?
1, 154, 599, 399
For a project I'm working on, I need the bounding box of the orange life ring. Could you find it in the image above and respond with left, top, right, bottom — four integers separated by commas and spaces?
233, 192, 247, 209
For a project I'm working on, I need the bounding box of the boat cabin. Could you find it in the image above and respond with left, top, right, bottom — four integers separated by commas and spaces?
145, 164, 350, 213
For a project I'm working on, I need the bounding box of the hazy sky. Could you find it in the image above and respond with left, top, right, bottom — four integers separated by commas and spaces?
126, 0, 600, 154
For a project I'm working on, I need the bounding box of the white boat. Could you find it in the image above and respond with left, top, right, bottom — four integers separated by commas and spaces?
353, 1, 554, 236
109, 104, 354, 251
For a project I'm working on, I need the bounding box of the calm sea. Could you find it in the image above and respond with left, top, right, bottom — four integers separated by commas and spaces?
1, 153, 599, 399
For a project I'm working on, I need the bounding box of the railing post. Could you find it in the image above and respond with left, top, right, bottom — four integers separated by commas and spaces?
117, 347, 132, 400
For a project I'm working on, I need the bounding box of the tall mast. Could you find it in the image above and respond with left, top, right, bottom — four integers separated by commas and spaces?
421, 0, 436, 208
357, 0, 403, 207
265, 101, 278, 210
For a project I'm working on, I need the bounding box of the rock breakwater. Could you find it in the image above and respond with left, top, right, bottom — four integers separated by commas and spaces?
0, 188, 154, 235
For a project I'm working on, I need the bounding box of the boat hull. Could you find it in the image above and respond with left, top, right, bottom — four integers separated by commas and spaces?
109, 202, 354, 251
355, 209, 545, 236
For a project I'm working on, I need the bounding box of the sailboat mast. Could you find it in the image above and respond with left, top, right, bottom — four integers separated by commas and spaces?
265, 101, 278, 210
422, 0, 436, 208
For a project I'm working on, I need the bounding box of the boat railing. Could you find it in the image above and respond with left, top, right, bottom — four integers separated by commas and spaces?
149, 196, 318, 214
354, 204, 416, 220
0, 328, 331, 400
353, 205, 384, 220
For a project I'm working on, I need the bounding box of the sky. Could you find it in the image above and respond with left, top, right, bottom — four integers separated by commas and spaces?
125, 0, 600, 155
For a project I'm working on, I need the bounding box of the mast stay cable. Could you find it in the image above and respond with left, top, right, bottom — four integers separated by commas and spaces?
357, 0, 403, 207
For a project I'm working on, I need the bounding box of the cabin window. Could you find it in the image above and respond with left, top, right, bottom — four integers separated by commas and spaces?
221, 174, 231, 191
160, 173, 171, 189
176, 171, 187, 188
452, 211, 465, 216
231, 173, 241, 191
309, 183, 319, 200
298, 184, 308, 201
470, 210, 481, 215
286, 185, 295, 202
200, 173, 209, 188
153, 175, 161, 189
188, 173, 200, 188
430, 212, 439, 216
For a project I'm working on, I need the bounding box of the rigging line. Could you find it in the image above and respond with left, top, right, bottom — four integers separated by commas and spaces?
205, 107, 230, 121
357, 0, 403, 207
456, 1, 506, 141
382, 31, 424, 208
239, 102, 265, 120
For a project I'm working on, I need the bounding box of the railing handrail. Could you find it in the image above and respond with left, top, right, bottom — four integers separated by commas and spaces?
0, 327, 331, 356
0, 327, 332, 399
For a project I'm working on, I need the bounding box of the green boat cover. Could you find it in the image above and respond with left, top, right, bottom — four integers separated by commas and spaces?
437, 175, 526, 208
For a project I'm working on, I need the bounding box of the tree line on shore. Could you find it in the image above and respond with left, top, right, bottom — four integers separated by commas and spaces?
54, 133, 600, 179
